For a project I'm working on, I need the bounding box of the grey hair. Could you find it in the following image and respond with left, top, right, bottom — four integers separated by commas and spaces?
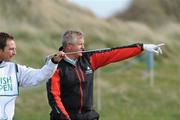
61, 30, 84, 48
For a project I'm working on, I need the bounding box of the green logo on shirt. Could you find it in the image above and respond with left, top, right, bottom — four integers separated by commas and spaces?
0, 76, 13, 92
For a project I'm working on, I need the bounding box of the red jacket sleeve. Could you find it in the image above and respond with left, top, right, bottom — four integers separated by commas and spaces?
50, 69, 70, 118
90, 43, 143, 70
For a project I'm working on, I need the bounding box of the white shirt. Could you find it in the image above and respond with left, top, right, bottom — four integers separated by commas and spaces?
0, 60, 57, 120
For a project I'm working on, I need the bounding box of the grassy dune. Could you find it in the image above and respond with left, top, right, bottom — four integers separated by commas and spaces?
114, 0, 180, 26
14, 60, 180, 120
0, 0, 180, 120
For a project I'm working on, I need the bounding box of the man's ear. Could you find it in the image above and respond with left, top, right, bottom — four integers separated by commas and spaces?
0, 49, 3, 57
66, 44, 73, 50
63, 45, 69, 52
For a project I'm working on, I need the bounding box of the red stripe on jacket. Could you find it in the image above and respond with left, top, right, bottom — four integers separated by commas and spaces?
50, 69, 69, 118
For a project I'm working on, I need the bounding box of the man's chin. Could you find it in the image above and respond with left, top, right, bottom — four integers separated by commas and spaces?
4, 58, 12, 62
79, 53, 83, 57
75, 53, 82, 58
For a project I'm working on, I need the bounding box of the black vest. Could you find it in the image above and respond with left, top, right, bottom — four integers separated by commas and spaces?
57, 54, 94, 113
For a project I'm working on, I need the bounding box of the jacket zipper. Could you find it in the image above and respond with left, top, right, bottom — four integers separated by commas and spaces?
74, 67, 84, 114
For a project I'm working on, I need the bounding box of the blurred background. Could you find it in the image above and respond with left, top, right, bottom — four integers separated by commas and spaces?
1, 0, 180, 119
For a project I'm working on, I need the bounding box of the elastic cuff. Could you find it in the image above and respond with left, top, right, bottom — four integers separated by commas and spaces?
137, 43, 144, 51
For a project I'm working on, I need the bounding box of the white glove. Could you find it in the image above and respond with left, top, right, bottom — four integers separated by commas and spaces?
143, 43, 165, 55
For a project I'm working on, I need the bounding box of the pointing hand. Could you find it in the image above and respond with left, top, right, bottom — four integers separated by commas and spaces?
143, 43, 165, 55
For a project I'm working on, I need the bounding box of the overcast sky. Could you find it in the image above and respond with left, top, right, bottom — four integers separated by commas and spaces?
70, 0, 132, 18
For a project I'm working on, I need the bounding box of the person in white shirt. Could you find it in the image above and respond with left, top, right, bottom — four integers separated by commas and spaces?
0, 32, 66, 120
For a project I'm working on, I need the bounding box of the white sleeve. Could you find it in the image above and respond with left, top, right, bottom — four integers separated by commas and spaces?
17, 60, 58, 87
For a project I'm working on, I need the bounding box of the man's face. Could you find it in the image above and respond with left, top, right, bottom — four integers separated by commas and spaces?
0, 39, 16, 61
67, 38, 84, 58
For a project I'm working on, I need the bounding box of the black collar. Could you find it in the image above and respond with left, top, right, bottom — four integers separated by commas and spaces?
0, 61, 2, 64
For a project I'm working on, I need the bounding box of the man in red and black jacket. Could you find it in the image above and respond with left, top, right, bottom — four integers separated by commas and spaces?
46, 30, 164, 120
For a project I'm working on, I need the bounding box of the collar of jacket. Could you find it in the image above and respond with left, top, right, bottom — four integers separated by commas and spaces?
64, 57, 77, 66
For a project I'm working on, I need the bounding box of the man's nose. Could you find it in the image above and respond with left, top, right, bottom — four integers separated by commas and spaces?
81, 45, 84, 49
13, 50, 16, 55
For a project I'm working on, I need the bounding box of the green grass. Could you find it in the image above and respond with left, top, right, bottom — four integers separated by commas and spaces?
13, 60, 180, 120
14, 85, 50, 120
98, 62, 180, 120
1, 0, 180, 119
